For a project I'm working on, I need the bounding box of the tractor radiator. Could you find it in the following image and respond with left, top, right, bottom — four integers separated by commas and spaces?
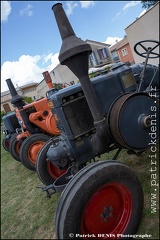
62, 91, 95, 138
3, 113, 21, 133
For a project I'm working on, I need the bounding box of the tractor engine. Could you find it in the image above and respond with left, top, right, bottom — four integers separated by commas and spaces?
2, 111, 21, 135
46, 3, 159, 171
6, 76, 60, 138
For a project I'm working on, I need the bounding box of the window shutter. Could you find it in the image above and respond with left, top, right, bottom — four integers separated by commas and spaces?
93, 51, 98, 65
97, 49, 101, 60
104, 48, 108, 57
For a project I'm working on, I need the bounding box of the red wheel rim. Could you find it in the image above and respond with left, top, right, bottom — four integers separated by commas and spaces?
5, 139, 10, 149
47, 161, 66, 179
28, 141, 45, 164
15, 141, 21, 155
81, 182, 132, 239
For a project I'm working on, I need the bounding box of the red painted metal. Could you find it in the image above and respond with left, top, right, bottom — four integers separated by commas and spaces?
81, 182, 132, 239
47, 161, 66, 179
5, 139, 10, 149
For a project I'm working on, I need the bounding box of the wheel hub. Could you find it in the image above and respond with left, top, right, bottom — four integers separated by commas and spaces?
81, 182, 132, 235
100, 206, 113, 222
47, 161, 67, 179
28, 142, 44, 164
109, 93, 159, 150
138, 114, 151, 128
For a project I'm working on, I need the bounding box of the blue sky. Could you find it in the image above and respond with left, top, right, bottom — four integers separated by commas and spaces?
1, 1, 146, 92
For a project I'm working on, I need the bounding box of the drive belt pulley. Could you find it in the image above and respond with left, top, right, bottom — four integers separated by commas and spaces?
109, 93, 159, 150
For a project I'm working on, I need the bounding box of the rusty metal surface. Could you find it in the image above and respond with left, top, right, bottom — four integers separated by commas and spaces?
109, 94, 132, 149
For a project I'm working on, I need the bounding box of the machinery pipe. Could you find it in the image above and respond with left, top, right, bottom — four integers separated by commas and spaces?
6, 78, 39, 134
52, 3, 104, 123
52, 3, 109, 153
42, 71, 54, 89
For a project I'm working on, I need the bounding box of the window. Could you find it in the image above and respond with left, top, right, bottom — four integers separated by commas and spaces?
3, 103, 11, 113
121, 48, 128, 56
98, 48, 109, 60
90, 51, 98, 66
90, 53, 94, 66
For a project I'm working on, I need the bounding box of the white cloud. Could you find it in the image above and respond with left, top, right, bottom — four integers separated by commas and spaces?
115, 11, 121, 18
43, 53, 53, 63
19, 4, 33, 17
48, 53, 60, 72
113, 1, 141, 20
65, 1, 96, 15
79, 1, 96, 9
1, 55, 43, 92
123, 1, 140, 11
138, 9, 146, 17
104, 37, 123, 46
1, 1, 11, 22
65, 2, 78, 15
1, 53, 60, 92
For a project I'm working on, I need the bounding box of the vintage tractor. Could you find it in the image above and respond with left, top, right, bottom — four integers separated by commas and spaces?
37, 3, 159, 239
5, 71, 60, 171
36, 54, 159, 186
2, 111, 21, 152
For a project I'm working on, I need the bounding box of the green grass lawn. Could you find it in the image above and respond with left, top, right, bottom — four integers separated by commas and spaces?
1, 134, 159, 239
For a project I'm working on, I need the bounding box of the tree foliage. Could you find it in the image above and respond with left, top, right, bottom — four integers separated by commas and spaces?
53, 83, 65, 89
141, 0, 158, 9
1, 111, 6, 124
22, 96, 33, 103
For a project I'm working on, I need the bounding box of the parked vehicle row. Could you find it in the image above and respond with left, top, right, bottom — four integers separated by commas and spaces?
2, 3, 159, 239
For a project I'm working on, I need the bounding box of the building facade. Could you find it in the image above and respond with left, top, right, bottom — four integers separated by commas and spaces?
0, 38, 129, 113
37, 39, 113, 98
1, 83, 37, 112
1, 88, 23, 112
86, 40, 113, 67
110, 37, 135, 64
125, 2, 159, 66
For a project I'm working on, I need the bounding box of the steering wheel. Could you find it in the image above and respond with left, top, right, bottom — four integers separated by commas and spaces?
134, 40, 160, 59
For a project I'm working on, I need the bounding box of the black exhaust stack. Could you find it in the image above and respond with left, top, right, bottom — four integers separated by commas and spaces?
52, 3, 109, 154
6, 78, 39, 134
6, 79, 24, 108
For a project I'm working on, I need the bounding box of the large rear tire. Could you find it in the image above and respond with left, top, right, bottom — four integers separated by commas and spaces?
9, 133, 23, 162
20, 134, 50, 171
55, 161, 144, 239
36, 139, 66, 185
2, 136, 10, 152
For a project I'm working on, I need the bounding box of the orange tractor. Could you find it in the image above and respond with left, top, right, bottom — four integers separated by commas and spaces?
6, 71, 60, 172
